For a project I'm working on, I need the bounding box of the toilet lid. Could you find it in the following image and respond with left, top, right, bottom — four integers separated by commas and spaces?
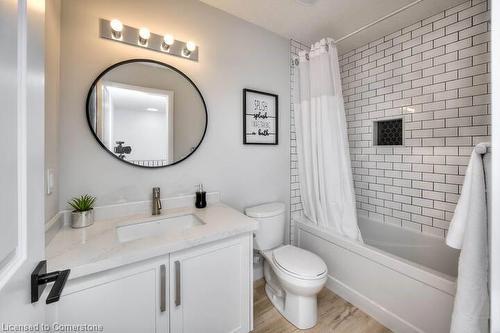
272, 245, 327, 279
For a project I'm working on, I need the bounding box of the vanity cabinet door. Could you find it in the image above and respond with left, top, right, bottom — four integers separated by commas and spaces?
45, 259, 169, 333
169, 235, 252, 333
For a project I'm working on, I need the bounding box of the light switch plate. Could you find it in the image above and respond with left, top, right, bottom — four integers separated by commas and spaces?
46, 168, 54, 195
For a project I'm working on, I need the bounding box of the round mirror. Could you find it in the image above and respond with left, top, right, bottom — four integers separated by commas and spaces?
86, 59, 207, 168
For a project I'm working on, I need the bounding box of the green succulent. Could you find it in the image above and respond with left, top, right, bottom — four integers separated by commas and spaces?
68, 194, 96, 212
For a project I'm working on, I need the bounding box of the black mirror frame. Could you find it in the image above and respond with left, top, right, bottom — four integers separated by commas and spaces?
85, 59, 208, 169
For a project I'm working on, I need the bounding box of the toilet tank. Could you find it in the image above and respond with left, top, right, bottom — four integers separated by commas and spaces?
245, 202, 286, 251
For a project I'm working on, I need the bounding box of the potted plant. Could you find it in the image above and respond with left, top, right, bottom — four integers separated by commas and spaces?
68, 194, 96, 228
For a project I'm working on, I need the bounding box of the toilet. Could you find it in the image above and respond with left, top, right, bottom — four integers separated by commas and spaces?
245, 202, 327, 329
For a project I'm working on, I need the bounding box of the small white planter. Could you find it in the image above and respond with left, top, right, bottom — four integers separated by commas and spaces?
71, 209, 95, 228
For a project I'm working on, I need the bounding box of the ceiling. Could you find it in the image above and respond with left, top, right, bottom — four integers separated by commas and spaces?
200, 0, 466, 54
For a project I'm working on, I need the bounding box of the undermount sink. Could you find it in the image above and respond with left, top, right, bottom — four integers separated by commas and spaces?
116, 214, 205, 243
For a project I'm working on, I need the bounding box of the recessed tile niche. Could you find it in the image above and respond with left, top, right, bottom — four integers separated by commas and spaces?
373, 118, 403, 146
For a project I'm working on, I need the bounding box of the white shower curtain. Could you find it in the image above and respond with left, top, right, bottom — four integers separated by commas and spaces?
293, 38, 362, 242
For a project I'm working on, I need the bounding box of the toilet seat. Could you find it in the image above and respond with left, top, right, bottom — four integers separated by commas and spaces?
272, 245, 327, 280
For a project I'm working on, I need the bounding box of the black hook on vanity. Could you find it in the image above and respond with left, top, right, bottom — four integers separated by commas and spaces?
31, 260, 70, 304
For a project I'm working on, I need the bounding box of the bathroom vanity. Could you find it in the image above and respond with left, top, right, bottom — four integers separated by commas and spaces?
40, 57, 257, 333
45, 201, 257, 333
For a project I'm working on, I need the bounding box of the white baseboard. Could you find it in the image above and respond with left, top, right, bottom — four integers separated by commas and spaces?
325, 275, 423, 333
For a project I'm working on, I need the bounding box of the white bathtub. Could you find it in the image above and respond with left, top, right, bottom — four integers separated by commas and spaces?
294, 216, 460, 333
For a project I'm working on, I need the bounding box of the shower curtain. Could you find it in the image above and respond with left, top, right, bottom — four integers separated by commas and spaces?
293, 38, 362, 242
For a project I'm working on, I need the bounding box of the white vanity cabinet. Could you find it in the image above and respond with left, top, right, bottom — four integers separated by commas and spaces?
169, 235, 252, 333
45, 256, 169, 333
46, 234, 252, 333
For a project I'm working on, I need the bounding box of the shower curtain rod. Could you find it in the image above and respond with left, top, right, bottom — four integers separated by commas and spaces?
334, 0, 423, 44
293, 0, 423, 65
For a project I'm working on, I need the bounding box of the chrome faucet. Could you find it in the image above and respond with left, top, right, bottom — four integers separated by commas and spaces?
152, 187, 162, 215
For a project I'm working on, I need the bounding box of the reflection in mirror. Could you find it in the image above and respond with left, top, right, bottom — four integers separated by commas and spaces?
87, 60, 207, 168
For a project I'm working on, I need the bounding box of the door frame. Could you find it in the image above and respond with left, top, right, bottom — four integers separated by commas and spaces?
0, 0, 46, 325
491, 1, 500, 331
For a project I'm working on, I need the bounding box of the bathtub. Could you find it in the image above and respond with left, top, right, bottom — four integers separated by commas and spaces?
294, 215, 460, 333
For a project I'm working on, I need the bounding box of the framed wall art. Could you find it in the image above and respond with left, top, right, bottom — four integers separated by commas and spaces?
243, 89, 278, 145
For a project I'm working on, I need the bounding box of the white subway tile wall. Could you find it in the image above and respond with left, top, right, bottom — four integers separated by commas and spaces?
289, 40, 309, 242
289, 0, 490, 238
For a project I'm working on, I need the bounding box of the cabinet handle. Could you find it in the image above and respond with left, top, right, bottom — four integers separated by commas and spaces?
175, 260, 181, 307
160, 264, 166, 312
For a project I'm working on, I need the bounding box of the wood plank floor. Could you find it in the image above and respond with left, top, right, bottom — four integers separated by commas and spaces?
253, 279, 391, 333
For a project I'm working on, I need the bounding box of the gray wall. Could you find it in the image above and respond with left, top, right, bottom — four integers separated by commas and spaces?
58, 0, 290, 216
45, 0, 61, 222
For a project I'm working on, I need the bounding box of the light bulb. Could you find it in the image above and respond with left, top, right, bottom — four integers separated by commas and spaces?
139, 27, 150, 39
164, 35, 174, 46
110, 19, 123, 39
110, 19, 123, 32
186, 41, 196, 52
138, 27, 150, 45
183, 41, 196, 57
162, 34, 174, 51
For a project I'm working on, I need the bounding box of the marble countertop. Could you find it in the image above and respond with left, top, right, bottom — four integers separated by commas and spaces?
46, 203, 258, 279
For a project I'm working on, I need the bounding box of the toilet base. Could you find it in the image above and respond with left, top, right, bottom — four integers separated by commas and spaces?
260, 247, 326, 330
265, 282, 319, 329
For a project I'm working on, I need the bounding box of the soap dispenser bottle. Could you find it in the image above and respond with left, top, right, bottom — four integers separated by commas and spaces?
195, 184, 207, 209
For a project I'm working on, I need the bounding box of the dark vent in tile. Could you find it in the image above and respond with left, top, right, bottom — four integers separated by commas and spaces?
375, 118, 403, 146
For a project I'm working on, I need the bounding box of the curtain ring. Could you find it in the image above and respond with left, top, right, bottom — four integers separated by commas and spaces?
325, 43, 329, 52
294, 58, 299, 66
305, 53, 309, 60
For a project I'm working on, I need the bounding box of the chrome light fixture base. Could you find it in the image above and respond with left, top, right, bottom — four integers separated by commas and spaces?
99, 19, 199, 62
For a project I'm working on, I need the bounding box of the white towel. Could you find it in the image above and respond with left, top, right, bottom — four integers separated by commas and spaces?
446, 147, 489, 333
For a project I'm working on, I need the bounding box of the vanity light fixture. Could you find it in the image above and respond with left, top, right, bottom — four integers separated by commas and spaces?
138, 27, 150, 46
162, 34, 175, 51
182, 41, 196, 57
99, 19, 199, 62
110, 19, 123, 40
